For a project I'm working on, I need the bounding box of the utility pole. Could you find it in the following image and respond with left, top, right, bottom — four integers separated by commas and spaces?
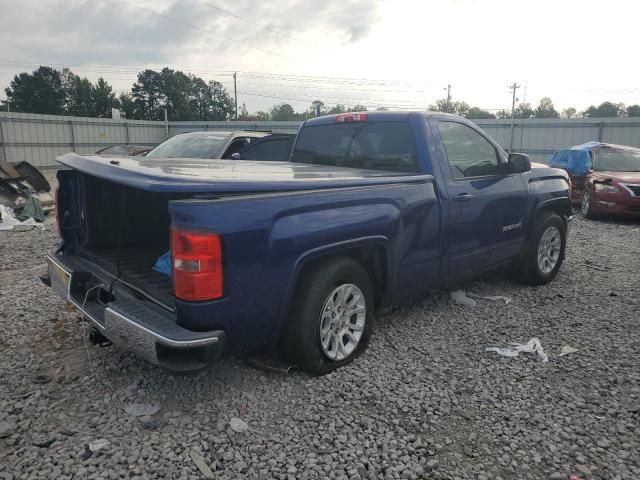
233, 72, 238, 120
445, 84, 451, 113
508, 82, 521, 153
163, 108, 169, 139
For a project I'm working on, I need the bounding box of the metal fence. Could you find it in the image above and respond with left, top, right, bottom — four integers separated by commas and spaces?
2, 111, 640, 167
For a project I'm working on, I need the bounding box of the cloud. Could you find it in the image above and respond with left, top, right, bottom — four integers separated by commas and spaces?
0, 0, 383, 68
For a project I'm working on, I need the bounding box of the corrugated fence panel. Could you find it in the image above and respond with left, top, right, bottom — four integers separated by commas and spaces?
600, 119, 640, 147
125, 121, 166, 146
2, 112, 640, 168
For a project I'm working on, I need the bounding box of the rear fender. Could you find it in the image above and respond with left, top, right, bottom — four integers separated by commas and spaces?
272, 236, 392, 346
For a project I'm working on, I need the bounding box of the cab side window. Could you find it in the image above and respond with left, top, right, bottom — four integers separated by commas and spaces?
438, 122, 501, 179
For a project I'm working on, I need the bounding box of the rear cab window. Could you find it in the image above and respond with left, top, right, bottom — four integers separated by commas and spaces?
291, 121, 420, 173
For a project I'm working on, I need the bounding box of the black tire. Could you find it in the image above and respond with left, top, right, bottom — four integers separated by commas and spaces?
581, 191, 595, 219
516, 211, 567, 285
283, 257, 374, 375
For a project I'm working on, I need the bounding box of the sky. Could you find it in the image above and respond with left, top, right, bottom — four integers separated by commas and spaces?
1, 0, 639, 114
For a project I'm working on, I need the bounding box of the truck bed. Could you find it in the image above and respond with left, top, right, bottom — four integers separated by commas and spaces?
81, 246, 173, 308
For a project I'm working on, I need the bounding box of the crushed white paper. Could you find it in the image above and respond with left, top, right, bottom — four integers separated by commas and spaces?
486, 337, 548, 363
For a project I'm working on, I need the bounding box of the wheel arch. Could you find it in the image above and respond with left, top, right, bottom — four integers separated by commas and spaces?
272, 237, 392, 345
530, 198, 572, 230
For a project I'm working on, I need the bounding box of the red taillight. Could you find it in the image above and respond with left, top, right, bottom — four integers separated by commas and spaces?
335, 112, 367, 123
171, 228, 223, 301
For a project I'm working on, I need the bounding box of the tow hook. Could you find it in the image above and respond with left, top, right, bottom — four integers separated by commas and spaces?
87, 327, 111, 346
39, 273, 52, 287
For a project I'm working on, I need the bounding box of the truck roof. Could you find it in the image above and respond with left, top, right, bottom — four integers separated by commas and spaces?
303, 110, 463, 126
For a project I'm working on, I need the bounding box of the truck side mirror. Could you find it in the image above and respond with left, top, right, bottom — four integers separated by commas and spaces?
231, 153, 242, 160
508, 153, 531, 173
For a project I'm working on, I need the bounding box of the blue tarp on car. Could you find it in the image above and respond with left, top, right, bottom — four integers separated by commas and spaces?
549, 142, 605, 176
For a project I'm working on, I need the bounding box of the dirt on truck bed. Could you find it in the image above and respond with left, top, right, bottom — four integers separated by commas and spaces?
0, 216, 639, 480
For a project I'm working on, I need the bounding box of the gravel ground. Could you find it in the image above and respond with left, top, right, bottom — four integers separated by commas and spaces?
0, 214, 639, 480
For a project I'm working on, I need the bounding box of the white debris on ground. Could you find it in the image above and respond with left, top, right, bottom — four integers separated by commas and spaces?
88, 439, 110, 453
559, 345, 580, 357
123, 403, 161, 417
0, 216, 639, 479
486, 337, 549, 363
451, 289, 512, 306
0, 205, 43, 232
229, 417, 250, 433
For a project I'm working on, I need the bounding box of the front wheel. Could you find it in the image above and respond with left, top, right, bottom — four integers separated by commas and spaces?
516, 211, 567, 285
581, 191, 595, 219
283, 257, 374, 375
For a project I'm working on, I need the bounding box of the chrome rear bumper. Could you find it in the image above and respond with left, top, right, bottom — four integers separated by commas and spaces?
46, 254, 224, 372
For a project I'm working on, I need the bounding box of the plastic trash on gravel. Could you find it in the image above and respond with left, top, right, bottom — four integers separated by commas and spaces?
88, 439, 110, 452
0, 205, 43, 231
124, 403, 161, 416
559, 345, 579, 357
451, 290, 512, 306
230, 417, 249, 433
486, 337, 549, 363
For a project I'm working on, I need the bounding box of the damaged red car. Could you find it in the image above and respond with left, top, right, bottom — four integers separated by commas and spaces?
549, 142, 640, 218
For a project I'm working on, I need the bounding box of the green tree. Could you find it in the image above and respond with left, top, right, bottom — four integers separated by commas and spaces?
348, 104, 368, 112
270, 103, 298, 121
3, 66, 66, 114
561, 107, 578, 119
327, 104, 347, 114
254, 110, 271, 121
62, 68, 95, 116
534, 97, 559, 118
429, 98, 470, 117
310, 100, 325, 116
205, 80, 235, 120
513, 102, 535, 119
627, 104, 640, 117
466, 107, 496, 119
237, 102, 256, 121
129, 68, 234, 121
131, 69, 165, 120
92, 78, 119, 118
583, 101, 624, 118
118, 93, 135, 119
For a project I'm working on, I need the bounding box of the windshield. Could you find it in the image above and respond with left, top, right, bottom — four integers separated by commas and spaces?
593, 148, 640, 172
146, 134, 228, 159
291, 121, 419, 173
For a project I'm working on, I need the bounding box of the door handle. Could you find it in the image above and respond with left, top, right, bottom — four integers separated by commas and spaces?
453, 193, 474, 202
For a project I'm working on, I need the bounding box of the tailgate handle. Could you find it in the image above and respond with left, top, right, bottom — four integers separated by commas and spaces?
453, 193, 474, 202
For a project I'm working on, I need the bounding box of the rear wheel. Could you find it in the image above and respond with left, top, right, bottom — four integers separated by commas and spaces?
516, 211, 567, 285
283, 257, 374, 375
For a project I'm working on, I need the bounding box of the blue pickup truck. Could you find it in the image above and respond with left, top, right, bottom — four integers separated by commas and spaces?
45, 111, 572, 374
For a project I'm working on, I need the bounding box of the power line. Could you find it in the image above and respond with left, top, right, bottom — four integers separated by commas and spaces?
0, 58, 442, 88
109, 0, 298, 62
193, 0, 329, 53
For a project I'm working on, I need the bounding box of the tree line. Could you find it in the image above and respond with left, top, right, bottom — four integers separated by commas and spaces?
1, 66, 234, 121
3, 66, 640, 121
429, 97, 640, 119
